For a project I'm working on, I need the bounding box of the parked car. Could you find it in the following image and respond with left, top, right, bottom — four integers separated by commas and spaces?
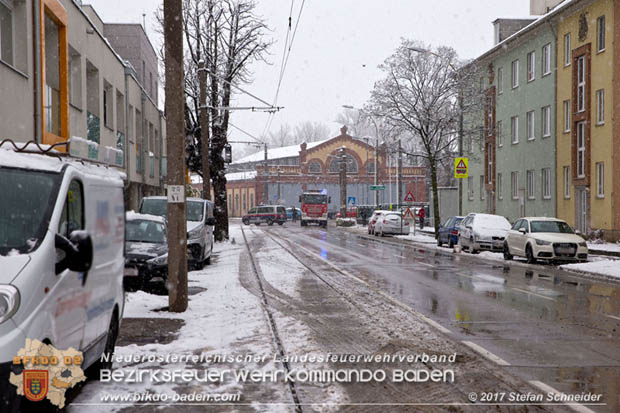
374, 211, 410, 236
124, 212, 169, 291
139, 196, 215, 268
368, 210, 385, 234
242, 205, 287, 226
0, 146, 125, 401
286, 207, 302, 220
437, 216, 464, 248
458, 213, 511, 253
504, 217, 588, 264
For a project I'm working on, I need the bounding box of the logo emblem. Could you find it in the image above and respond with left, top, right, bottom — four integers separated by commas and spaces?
24, 370, 49, 402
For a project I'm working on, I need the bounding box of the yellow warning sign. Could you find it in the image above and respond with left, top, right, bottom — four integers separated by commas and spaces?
454, 157, 468, 178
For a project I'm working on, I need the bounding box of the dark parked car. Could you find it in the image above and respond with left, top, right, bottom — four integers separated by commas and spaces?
437, 216, 464, 248
124, 212, 169, 291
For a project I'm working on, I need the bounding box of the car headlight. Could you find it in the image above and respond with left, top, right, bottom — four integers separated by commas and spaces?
187, 226, 202, 240
0, 285, 20, 324
535, 239, 551, 246
578, 242, 587, 247
147, 253, 168, 266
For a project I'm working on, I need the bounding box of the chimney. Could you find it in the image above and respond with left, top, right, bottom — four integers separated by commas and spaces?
530, 0, 564, 16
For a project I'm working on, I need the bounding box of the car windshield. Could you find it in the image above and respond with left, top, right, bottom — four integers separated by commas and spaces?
126, 219, 166, 243
187, 201, 204, 222
0, 168, 60, 256
530, 220, 574, 234
141, 198, 204, 222
302, 194, 327, 204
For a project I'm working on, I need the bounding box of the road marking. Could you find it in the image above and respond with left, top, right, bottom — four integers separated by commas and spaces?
512, 287, 557, 301
528, 380, 596, 413
393, 254, 406, 259
605, 314, 620, 321
461, 341, 510, 366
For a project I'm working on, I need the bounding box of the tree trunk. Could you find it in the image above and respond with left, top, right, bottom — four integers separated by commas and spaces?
210, 125, 229, 241
430, 159, 440, 238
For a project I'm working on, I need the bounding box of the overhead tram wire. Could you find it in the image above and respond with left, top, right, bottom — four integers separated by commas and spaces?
261, 0, 307, 139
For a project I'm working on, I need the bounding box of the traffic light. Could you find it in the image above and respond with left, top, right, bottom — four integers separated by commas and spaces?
223, 144, 232, 163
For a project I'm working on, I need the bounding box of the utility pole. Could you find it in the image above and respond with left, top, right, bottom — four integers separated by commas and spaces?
375, 137, 379, 207
263, 143, 268, 204
199, 60, 211, 200
277, 167, 281, 202
397, 138, 403, 208
458, 91, 464, 216
164, 0, 187, 312
339, 147, 347, 218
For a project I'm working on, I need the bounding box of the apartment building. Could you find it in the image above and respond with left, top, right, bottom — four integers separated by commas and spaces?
0, 0, 165, 210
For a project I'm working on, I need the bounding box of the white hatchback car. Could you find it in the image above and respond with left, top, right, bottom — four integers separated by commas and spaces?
504, 217, 588, 264
458, 213, 511, 253
374, 211, 410, 236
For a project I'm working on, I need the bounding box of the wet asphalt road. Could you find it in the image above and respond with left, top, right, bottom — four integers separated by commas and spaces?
259, 221, 620, 413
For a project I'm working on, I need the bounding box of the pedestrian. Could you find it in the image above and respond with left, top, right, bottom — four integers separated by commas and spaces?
417, 207, 425, 229
291, 206, 297, 222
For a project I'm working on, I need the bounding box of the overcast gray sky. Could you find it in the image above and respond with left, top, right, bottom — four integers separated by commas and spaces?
87, 0, 530, 146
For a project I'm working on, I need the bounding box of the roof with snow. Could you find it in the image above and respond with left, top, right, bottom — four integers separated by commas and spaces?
233, 139, 329, 165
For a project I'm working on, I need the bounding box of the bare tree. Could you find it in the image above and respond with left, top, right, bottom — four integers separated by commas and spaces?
294, 121, 331, 143
267, 123, 293, 147
369, 40, 482, 236
160, 0, 270, 240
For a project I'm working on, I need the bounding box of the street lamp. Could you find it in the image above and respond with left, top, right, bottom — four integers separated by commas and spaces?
408, 47, 463, 216
342, 105, 381, 208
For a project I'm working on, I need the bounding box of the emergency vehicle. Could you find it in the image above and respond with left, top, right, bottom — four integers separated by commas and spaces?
299, 190, 330, 228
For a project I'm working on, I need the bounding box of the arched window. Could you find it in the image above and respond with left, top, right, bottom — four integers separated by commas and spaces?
308, 161, 322, 174
329, 153, 358, 174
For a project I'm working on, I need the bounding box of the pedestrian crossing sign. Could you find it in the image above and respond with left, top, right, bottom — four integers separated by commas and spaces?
403, 207, 415, 220
455, 157, 469, 178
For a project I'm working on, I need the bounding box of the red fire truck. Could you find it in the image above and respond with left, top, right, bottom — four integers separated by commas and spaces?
299, 190, 330, 228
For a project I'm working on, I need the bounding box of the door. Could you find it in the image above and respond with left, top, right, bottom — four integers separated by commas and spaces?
576, 189, 588, 234
52, 179, 88, 350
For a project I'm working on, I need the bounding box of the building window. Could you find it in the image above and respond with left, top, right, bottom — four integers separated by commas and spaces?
511, 172, 519, 200
0, 1, 13, 65
542, 106, 551, 137
116, 91, 125, 167
511, 115, 519, 144
577, 55, 586, 113
250, 193, 254, 208
86, 60, 100, 143
103, 80, 113, 129
480, 176, 485, 200
243, 193, 247, 211
497, 173, 503, 200
308, 160, 322, 174
542, 43, 551, 75
596, 89, 604, 124
497, 67, 503, 94
597, 15, 606, 52
468, 176, 474, 200
43, 11, 69, 140
526, 111, 535, 141
596, 162, 604, 198
487, 143, 493, 184
542, 168, 551, 199
329, 153, 358, 174
563, 166, 570, 199
497, 120, 503, 147
511, 59, 519, 88
527, 51, 535, 81
563, 100, 571, 133
564, 33, 571, 66
577, 121, 586, 178
68, 46, 82, 108
527, 170, 535, 199
366, 160, 376, 175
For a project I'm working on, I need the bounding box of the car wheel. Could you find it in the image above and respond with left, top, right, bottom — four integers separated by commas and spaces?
277, 222, 284, 226
503, 242, 513, 261
266, 218, 274, 226
448, 238, 454, 248
526, 244, 537, 264
437, 236, 443, 247
242, 218, 249, 225
469, 238, 478, 254
87, 309, 119, 377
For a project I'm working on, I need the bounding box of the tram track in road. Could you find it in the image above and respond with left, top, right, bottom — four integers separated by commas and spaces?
240, 225, 303, 413
258, 226, 558, 412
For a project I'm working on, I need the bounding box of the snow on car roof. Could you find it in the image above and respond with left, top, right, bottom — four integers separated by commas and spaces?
473, 214, 511, 229
126, 210, 166, 224
0, 145, 124, 183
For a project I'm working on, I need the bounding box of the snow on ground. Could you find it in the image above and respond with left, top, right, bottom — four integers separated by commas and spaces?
588, 241, 620, 253
561, 260, 620, 279
70, 225, 290, 412
255, 242, 306, 299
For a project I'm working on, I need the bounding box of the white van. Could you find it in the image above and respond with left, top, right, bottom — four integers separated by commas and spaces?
139, 196, 215, 268
0, 146, 125, 400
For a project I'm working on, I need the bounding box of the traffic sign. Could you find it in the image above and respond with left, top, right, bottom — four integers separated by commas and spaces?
347, 196, 356, 206
403, 207, 415, 220
404, 191, 415, 203
370, 185, 386, 191
455, 157, 469, 178
167, 185, 185, 203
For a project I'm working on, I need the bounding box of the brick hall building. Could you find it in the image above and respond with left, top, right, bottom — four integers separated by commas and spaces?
220, 127, 427, 218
